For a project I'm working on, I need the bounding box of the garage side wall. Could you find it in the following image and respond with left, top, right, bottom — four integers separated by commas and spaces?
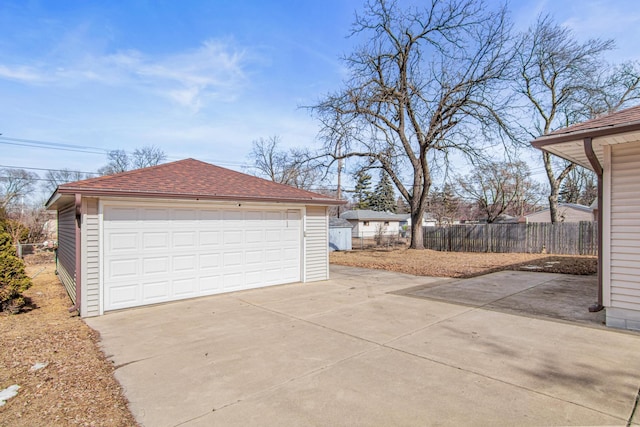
305, 206, 329, 281
607, 141, 640, 330
56, 203, 77, 303
81, 198, 100, 317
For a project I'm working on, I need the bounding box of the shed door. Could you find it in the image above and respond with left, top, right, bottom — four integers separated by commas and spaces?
103, 204, 301, 311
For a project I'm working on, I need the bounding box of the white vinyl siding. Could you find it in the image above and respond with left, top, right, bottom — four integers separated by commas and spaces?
57, 203, 76, 303
82, 198, 100, 317
305, 206, 329, 281
609, 142, 640, 314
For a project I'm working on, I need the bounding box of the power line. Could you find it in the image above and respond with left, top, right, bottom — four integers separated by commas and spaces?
0, 165, 96, 175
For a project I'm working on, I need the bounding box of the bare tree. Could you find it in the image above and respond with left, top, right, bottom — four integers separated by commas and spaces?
514, 15, 640, 222
132, 145, 168, 169
310, 0, 512, 249
98, 145, 167, 175
98, 149, 130, 176
457, 160, 542, 223
43, 168, 90, 193
559, 166, 597, 206
0, 168, 38, 211
248, 136, 323, 190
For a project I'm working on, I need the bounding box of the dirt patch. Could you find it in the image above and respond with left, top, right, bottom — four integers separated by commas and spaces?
0, 263, 137, 427
330, 249, 596, 278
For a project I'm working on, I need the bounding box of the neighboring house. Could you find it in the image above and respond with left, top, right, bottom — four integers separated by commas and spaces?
340, 209, 405, 237
532, 104, 640, 331
328, 217, 353, 251
525, 203, 594, 223
402, 212, 438, 227
45, 158, 344, 317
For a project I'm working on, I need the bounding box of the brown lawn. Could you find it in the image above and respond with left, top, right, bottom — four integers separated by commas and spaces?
330, 249, 597, 278
0, 263, 137, 427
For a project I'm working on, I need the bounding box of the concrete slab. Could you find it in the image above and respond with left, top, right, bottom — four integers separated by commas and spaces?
407, 270, 564, 307
487, 274, 605, 325
389, 308, 640, 419
187, 347, 625, 427
307, 294, 470, 344
86, 266, 640, 426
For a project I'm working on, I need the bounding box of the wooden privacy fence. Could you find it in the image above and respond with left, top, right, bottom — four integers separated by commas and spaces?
423, 222, 598, 255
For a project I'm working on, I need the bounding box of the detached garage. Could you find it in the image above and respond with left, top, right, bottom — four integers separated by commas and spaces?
46, 158, 344, 317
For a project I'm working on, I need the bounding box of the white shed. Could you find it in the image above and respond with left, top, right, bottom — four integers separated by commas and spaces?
532, 105, 640, 330
45, 159, 344, 317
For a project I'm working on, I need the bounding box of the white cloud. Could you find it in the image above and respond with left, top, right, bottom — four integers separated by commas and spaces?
0, 39, 250, 111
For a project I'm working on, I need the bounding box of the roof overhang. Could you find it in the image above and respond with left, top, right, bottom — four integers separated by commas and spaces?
531, 121, 640, 171
45, 188, 346, 210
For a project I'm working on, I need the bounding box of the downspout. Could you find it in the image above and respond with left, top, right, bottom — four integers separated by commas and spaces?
584, 138, 604, 312
69, 193, 82, 314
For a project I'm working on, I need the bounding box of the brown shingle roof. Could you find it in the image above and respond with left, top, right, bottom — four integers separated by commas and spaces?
52, 158, 343, 205
547, 105, 640, 136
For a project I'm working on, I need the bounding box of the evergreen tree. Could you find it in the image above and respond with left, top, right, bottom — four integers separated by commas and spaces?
370, 171, 396, 212
353, 171, 372, 209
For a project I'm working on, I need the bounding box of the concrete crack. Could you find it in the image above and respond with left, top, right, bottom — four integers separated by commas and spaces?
627, 385, 640, 426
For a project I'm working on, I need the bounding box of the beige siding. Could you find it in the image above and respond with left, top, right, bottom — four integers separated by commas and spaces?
610, 142, 640, 314
82, 198, 100, 317
305, 206, 329, 281
57, 203, 77, 303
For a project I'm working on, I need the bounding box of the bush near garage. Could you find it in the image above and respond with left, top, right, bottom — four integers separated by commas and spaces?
0, 219, 31, 313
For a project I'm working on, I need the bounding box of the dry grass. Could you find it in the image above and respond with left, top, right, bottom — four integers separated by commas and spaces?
0, 263, 137, 427
330, 249, 597, 278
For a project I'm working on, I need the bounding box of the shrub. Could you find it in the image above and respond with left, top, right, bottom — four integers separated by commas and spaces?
0, 222, 31, 313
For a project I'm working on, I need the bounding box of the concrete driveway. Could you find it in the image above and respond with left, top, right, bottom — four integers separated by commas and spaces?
86, 266, 640, 426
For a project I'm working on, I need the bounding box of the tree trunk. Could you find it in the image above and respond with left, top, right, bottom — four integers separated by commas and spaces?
409, 201, 428, 249
548, 190, 559, 223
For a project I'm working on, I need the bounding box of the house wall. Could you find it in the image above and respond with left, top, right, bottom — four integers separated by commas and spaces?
606, 141, 640, 330
305, 205, 329, 281
56, 203, 77, 303
352, 220, 400, 238
81, 198, 100, 317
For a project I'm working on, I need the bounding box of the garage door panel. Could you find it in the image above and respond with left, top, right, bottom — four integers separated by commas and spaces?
142, 232, 169, 250
200, 253, 220, 269
142, 281, 169, 302
173, 231, 196, 248
199, 231, 220, 247
108, 283, 139, 307
174, 255, 196, 272
266, 229, 281, 243
108, 259, 138, 279
107, 233, 138, 253
103, 205, 302, 311
223, 272, 244, 289
245, 250, 264, 265
223, 251, 243, 267
245, 230, 263, 244
223, 230, 243, 245
143, 257, 169, 275
173, 278, 197, 296
199, 275, 222, 292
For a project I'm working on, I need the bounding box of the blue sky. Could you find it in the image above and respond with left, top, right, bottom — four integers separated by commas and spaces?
1, 0, 639, 192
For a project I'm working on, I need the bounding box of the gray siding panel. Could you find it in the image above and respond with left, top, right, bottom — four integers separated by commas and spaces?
83, 198, 100, 317
610, 142, 640, 313
305, 206, 328, 281
57, 203, 76, 303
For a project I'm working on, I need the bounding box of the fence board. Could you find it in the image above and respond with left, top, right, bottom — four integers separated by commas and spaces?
423, 222, 597, 255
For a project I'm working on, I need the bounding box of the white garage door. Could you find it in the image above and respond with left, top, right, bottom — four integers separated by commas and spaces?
103, 203, 302, 311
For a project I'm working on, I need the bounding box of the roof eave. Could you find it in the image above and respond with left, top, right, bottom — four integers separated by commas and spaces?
532, 121, 640, 148
54, 187, 347, 206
